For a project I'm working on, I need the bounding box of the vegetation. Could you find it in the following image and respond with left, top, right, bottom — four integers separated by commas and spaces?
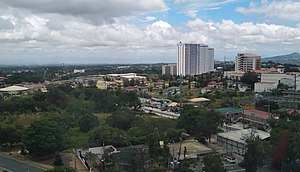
203, 153, 226, 172
22, 120, 64, 156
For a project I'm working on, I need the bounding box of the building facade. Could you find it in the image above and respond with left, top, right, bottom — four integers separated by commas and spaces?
235, 53, 261, 72
162, 64, 177, 76
177, 43, 214, 76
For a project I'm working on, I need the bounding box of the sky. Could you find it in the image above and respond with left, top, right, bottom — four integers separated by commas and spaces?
0, 0, 300, 65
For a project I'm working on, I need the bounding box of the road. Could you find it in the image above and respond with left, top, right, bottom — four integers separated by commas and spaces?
0, 155, 44, 172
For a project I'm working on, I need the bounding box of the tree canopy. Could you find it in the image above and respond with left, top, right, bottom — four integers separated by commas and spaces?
22, 120, 64, 156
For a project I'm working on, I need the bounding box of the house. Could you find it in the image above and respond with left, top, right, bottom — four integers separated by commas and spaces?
200, 86, 212, 94
227, 81, 250, 92
190, 81, 197, 89
207, 81, 224, 88
154, 80, 165, 89
243, 109, 272, 127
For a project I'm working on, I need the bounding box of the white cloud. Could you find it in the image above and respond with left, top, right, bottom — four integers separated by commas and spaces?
176, 0, 237, 17
236, 0, 300, 22
0, 0, 168, 23
140, 16, 157, 22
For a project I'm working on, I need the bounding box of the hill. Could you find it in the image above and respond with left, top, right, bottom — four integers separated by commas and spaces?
263, 52, 300, 65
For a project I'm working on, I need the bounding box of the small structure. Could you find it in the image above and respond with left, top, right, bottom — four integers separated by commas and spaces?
216, 107, 243, 123
190, 81, 197, 89
217, 129, 270, 155
186, 97, 210, 107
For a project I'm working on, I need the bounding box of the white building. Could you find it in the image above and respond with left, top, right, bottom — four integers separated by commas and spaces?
235, 53, 261, 72
162, 64, 177, 76
254, 73, 300, 92
74, 69, 85, 73
177, 42, 214, 76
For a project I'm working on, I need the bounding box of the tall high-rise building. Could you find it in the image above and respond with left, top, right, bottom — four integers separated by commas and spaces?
162, 64, 177, 76
235, 53, 261, 72
177, 42, 214, 76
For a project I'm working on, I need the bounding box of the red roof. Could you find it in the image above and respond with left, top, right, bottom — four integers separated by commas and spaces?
245, 109, 272, 118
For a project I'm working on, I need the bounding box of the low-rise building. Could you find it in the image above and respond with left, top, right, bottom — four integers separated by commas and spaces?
217, 129, 270, 155
207, 81, 223, 88
243, 109, 272, 126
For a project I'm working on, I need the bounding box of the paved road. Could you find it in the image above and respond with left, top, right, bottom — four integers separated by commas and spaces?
0, 155, 44, 172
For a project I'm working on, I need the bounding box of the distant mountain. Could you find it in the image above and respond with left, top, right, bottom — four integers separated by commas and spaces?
263, 52, 300, 65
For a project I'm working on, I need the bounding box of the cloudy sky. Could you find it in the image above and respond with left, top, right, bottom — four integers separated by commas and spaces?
0, 0, 300, 65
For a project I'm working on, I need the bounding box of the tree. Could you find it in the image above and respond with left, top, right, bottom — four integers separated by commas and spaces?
22, 120, 63, 156
240, 72, 259, 89
53, 152, 64, 166
79, 113, 99, 132
46, 86, 70, 108
106, 108, 135, 130
46, 166, 76, 172
203, 153, 225, 172
0, 124, 21, 145
89, 125, 128, 147
241, 134, 270, 172
148, 128, 162, 159
255, 100, 279, 112
177, 108, 223, 142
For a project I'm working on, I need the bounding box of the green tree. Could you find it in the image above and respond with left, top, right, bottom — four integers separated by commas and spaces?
240, 72, 259, 89
46, 86, 70, 108
178, 108, 223, 142
79, 113, 99, 132
46, 166, 76, 172
22, 120, 63, 156
241, 134, 270, 172
148, 128, 162, 159
89, 125, 128, 147
203, 153, 225, 172
53, 152, 64, 166
255, 100, 279, 112
0, 124, 21, 145
106, 108, 135, 130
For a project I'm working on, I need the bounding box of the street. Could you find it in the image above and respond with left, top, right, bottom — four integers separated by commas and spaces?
0, 155, 44, 172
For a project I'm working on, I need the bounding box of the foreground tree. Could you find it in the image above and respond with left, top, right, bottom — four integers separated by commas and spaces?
22, 120, 63, 156
241, 134, 270, 172
53, 152, 64, 166
203, 153, 225, 172
46, 166, 76, 172
178, 107, 223, 142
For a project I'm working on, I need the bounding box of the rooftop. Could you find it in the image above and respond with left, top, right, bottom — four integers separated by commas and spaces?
168, 139, 212, 159
217, 129, 270, 144
0, 85, 29, 92
244, 109, 272, 118
188, 97, 210, 102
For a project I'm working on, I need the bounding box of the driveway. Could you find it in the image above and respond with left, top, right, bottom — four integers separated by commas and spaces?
0, 155, 44, 172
